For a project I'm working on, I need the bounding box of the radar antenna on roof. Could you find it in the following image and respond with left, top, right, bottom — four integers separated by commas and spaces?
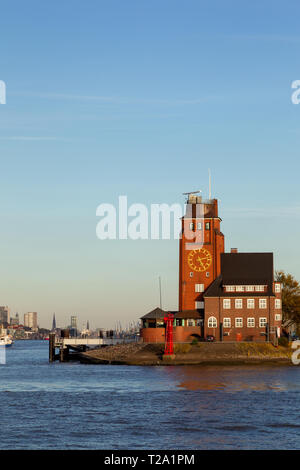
182, 190, 202, 195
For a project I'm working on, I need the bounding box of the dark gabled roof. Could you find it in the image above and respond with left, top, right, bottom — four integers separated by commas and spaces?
204, 252, 275, 297
203, 275, 223, 297
221, 252, 273, 284
174, 309, 202, 319
140, 307, 167, 320
141, 308, 202, 320
204, 275, 275, 298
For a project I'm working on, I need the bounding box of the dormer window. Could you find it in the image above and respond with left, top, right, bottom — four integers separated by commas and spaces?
246, 286, 255, 292
225, 286, 235, 292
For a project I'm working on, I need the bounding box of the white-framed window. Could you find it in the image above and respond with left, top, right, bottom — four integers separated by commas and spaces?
208, 316, 217, 328
195, 301, 204, 309
223, 299, 231, 309
189, 222, 194, 230
225, 285, 235, 292
275, 299, 281, 309
247, 299, 255, 309
275, 283, 281, 293
236, 286, 245, 292
195, 283, 204, 293
259, 299, 267, 309
235, 299, 243, 309
246, 285, 255, 292
235, 317, 243, 328
190, 272, 193, 277
197, 222, 202, 230
259, 317, 267, 327
255, 285, 265, 292
223, 317, 231, 328
187, 319, 195, 327
206, 272, 210, 277
247, 317, 255, 328
205, 222, 210, 230
275, 314, 281, 321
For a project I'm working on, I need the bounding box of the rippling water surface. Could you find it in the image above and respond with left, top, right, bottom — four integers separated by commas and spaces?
1, 341, 300, 449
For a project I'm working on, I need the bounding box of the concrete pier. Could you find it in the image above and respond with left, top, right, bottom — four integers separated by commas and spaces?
49, 334, 135, 362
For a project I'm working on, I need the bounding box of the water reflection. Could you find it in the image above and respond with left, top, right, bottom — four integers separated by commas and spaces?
163, 365, 299, 392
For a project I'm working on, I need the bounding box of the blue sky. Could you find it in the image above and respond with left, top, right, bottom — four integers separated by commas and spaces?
0, 0, 300, 328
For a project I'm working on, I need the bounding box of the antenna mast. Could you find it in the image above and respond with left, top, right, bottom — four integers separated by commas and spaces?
159, 276, 162, 309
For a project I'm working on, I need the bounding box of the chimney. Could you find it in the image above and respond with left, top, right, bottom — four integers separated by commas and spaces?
231, 248, 238, 253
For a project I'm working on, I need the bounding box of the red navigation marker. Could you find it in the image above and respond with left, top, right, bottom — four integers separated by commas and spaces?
164, 313, 174, 356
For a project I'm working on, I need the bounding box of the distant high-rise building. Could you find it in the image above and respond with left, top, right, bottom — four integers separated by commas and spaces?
52, 313, 56, 330
24, 312, 38, 329
71, 316, 77, 329
0, 306, 10, 325
10, 313, 19, 326
86, 320, 90, 330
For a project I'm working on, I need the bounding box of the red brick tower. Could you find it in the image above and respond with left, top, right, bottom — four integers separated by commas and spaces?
179, 193, 224, 311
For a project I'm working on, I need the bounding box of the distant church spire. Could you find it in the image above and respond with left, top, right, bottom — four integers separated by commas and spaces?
52, 313, 56, 331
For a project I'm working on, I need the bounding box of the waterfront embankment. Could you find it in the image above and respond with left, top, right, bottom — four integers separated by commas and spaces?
79, 342, 293, 366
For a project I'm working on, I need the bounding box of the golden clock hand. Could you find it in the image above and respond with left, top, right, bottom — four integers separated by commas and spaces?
198, 257, 210, 263
196, 257, 205, 268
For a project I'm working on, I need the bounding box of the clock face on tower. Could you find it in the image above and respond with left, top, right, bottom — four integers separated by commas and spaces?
188, 248, 212, 272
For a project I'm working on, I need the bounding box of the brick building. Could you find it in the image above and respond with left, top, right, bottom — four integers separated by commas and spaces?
141, 194, 282, 343
203, 252, 281, 342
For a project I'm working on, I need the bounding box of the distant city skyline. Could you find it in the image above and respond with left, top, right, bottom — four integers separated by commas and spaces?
0, 1, 300, 328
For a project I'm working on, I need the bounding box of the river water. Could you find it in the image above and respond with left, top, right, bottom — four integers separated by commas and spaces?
1, 340, 300, 449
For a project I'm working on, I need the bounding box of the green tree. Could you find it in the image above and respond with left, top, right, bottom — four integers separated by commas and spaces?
275, 271, 300, 330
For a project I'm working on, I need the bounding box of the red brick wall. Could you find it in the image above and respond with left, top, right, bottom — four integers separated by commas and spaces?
141, 328, 165, 343
204, 292, 282, 342
141, 326, 202, 343
204, 297, 221, 340
174, 326, 202, 342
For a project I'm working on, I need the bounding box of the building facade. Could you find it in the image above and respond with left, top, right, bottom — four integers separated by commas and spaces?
0, 306, 10, 325
179, 195, 224, 311
24, 312, 38, 329
203, 252, 282, 342
10, 313, 19, 326
141, 194, 282, 343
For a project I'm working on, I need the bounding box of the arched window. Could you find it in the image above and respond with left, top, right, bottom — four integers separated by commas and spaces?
208, 316, 217, 328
